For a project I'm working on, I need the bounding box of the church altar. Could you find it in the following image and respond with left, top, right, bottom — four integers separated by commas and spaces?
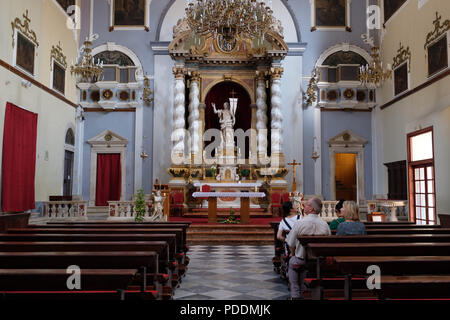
193, 192, 266, 223
164, 15, 292, 215
193, 183, 264, 208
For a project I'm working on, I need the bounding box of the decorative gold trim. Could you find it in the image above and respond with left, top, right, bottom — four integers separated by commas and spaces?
269, 67, 284, 79
102, 89, 114, 100
393, 42, 411, 71
50, 41, 67, 71
424, 12, 450, 50
143, 76, 153, 107
11, 10, 38, 48
343, 88, 355, 100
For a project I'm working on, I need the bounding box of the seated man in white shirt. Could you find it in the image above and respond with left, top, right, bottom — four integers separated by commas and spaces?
285, 197, 331, 299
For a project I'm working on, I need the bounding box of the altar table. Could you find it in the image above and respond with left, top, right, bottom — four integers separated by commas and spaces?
192, 192, 266, 224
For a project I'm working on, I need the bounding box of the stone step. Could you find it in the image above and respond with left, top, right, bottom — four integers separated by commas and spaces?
188, 225, 272, 232
187, 231, 273, 240
187, 238, 274, 245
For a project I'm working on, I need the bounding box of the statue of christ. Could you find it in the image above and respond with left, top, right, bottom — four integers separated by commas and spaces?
212, 102, 236, 152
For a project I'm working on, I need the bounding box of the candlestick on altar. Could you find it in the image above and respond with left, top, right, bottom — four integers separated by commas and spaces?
288, 160, 301, 192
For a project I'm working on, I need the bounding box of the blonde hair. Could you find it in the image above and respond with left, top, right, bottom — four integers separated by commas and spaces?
343, 201, 360, 221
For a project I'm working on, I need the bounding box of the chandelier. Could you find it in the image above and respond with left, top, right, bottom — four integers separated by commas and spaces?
70, 38, 104, 83
185, 0, 274, 42
359, 46, 392, 87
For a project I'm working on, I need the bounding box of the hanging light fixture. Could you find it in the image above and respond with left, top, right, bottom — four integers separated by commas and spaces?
359, 46, 392, 87
70, 38, 104, 83
185, 0, 274, 44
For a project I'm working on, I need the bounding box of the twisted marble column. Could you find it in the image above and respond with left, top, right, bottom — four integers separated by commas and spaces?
256, 72, 268, 158
270, 67, 284, 156
188, 72, 200, 158
172, 67, 186, 159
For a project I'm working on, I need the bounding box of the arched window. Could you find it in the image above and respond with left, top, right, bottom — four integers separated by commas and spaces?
94, 51, 137, 83
319, 50, 368, 82
65, 128, 75, 146
322, 51, 368, 66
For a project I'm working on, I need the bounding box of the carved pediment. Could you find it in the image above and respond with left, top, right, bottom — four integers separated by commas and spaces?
328, 130, 368, 147
88, 130, 128, 147
168, 18, 288, 65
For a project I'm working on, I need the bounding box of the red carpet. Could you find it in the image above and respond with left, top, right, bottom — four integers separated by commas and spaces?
169, 217, 281, 225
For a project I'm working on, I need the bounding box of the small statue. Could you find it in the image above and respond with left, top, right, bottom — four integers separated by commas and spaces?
212, 102, 236, 151
292, 192, 305, 216
151, 190, 166, 221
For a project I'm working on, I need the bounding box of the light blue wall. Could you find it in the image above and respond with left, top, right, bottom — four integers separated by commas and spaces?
82, 112, 136, 201
321, 111, 373, 201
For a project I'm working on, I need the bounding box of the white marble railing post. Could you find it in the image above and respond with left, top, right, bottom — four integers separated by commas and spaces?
172, 66, 186, 163
270, 66, 285, 166
256, 71, 268, 160
188, 71, 200, 163
44, 201, 88, 220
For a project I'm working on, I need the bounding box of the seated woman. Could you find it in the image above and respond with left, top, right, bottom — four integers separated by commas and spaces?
336, 201, 367, 236
329, 199, 345, 231
277, 201, 301, 242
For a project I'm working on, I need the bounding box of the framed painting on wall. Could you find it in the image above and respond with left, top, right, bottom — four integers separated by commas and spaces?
383, 0, 407, 23
311, 0, 351, 32
15, 32, 36, 76
393, 62, 408, 96
427, 34, 448, 77
52, 61, 66, 95
110, 0, 149, 32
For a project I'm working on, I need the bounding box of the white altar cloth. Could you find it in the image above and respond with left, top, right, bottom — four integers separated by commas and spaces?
192, 192, 266, 198
193, 182, 262, 188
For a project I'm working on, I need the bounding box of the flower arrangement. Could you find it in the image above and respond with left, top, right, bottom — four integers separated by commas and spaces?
219, 208, 240, 224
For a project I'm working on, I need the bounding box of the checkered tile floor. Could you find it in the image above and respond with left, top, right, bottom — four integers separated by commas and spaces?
174, 245, 289, 300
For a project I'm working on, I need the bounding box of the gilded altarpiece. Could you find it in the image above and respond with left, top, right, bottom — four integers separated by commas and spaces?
166, 19, 290, 211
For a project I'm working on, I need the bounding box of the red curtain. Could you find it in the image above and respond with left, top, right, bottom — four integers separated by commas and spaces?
95, 154, 121, 206
2, 103, 38, 212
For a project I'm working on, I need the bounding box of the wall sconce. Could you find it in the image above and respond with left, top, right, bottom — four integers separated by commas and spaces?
312, 136, 320, 162
140, 150, 148, 159
21, 80, 32, 88
143, 76, 153, 107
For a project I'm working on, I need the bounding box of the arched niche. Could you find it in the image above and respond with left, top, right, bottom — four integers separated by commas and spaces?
91, 42, 144, 81
315, 43, 372, 67
204, 81, 252, 159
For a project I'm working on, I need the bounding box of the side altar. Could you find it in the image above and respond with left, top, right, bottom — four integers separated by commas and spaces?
164, 17, 291, 216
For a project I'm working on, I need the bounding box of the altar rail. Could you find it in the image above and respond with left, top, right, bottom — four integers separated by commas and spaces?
108, 201, 152, 219
299, 200, 338, 221
367, 199, 408, 221
43, 201, 88, 220
108, 200, 168, 221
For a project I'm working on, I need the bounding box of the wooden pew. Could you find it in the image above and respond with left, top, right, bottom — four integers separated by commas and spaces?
334, 256, 450, 300
0, 241, 170, 274
269, 222, 284, 274
41, 223, 191, 253
330, 228, 450, 235
376, 275, 450, 299
334, 256, 450, 275
308, 242, 450, 257
0, 251, 160, 299
300, 234, 450, 245
364, 224, 441, 229
0, 233, 182, 288
0, 269, 137, 291
9, 228, 186, 255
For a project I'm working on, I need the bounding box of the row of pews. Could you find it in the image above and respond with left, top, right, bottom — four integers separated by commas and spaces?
270, 221, 450, 300
0, 221, 191, 300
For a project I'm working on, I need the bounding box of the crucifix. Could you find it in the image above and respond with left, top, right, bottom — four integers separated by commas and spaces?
288, 160, 301, 192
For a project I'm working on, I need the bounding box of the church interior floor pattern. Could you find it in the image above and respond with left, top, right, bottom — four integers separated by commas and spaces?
174, 245, 289, 300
